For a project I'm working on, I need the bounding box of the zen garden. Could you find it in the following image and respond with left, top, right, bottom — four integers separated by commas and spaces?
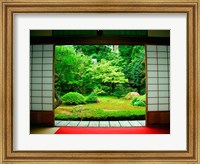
54, 45, 146, 121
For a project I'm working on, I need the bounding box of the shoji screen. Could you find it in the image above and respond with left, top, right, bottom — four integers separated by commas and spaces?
30, 45, 54, 111
146, 45, 170, 111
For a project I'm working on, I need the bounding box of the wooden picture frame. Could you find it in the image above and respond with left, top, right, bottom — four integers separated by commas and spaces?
0, 0, 199, 163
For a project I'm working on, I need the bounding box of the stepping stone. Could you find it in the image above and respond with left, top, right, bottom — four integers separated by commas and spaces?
56, 121, 70, 126
119, 121, 132, 127
129, 121, 142, 127
138, 120, 146, 126
89, 121, 99, 127
110, 121, 121, 127
78, 121, 90, 127
67, 121, 80, 127
99, 121, 110, 127
55, 120, 61, 126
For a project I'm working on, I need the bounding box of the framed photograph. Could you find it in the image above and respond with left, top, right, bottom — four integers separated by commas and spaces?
0, 0, 199, 163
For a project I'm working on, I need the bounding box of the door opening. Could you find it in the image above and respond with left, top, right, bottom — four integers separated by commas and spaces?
54, 45, 146, 127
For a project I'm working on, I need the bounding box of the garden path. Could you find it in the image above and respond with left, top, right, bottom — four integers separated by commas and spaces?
55, 120, 146, 127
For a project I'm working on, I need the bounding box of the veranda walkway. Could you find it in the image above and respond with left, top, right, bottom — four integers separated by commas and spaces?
55, 120, 146, 127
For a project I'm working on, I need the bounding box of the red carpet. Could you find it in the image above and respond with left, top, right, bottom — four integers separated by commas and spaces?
55, 127, 170, 134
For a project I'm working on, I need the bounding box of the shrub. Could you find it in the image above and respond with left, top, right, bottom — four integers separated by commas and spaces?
113, 84, 137, 98
61, 92, 86, 105
86, 87, 103, 103
131, 94, 146, 107
86, 92, 98, 103
55, 108, 145, 121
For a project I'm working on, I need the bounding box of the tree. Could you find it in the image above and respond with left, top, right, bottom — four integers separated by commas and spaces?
74, 45, 112, 62
128, 46, 146, 94
87, 59, 128, 93
55, 46, 93, 96
118, 45, 146, 94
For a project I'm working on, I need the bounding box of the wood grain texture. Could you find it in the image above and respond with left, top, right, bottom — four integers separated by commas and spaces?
0, 0, 199, 163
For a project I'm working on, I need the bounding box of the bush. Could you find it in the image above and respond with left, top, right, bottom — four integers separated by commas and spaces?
55, 108, 145, 121
61, 92, 86, 105
113, 84, 137, 98
131, 94, 146, 107
86, 92, 98, 103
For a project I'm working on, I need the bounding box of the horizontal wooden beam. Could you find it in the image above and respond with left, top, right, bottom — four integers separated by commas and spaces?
30, 36, 170, 45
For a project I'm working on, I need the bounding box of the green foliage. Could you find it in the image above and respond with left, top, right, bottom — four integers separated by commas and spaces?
86, 92, 98, 103
87, 59, 128, 93
119, 45, 146, 94
86, 87, 104, 103
61, 92, 86, 105
131, 94, 146, 107
55, 45, 146, 99
55, 108, 145, 121
112, 84, 137, 98
55, 46, 93, 95
74, 45, 112, 62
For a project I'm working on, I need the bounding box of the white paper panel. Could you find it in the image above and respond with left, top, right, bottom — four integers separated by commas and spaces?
159, 98, 169, 103
43, 58, 53, 63
43, 51, 53, 57
31, 97, 42, 103
33, 45, 42, 51
158, 105, 169, 111
146, 45, 156, 51
32, 91, 42, 97
148, 105, 158, 111
148, 85, 158, 91
44, 45, 54, 51
43, 104, 53, 111
148, 78, 157, 84
43, 98, 52, 103
43, 64, 52, 70
148, 98, 158, 104
148, 65, 157, 71
31, 71, 42, 77
31, 84, 42, 90
158, 59, 168, 64
31, 78, 42, 83
159, 91, 169, 97
147, 45, 170, 111
148, 72, 157, 77
31, 104, 42, 110
30, 44, 54, 111
32, 65, 42, 71
43, 84, 52, 90
32, 51, 42, 58
43, 71, 52, 76
157, 45, 167, 51
158, 72, 168, 77
148, 91, 158, 97
147, 58, 157, 64
43, 78, 53, 83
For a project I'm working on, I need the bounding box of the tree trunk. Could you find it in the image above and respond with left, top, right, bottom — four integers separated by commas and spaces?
54, 73, 62, 109
54, 90, 62, 109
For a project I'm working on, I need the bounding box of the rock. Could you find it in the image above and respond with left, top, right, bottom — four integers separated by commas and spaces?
125, 92, 140, 100
96, 98, 100, 103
